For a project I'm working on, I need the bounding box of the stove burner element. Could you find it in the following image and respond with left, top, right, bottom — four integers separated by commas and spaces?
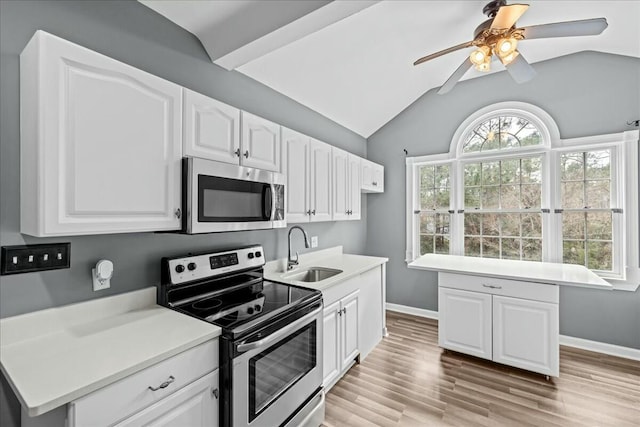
192, 297, 222, 311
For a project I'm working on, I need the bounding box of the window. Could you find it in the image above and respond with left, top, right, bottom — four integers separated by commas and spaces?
406, 102, 639, 290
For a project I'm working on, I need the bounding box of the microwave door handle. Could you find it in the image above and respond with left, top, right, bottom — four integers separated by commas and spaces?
262, 185, 272, 220
236, 305, 321, 353
270, 184, 277, 220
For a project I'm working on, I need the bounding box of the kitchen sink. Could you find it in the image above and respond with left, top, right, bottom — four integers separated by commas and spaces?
283, 267, 343, 282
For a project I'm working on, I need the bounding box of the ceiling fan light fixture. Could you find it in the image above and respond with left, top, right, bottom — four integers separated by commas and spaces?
496, 36, 518, 57
499, 50, 519, 65
475, 60, 491, 72
470, 45, 491, 65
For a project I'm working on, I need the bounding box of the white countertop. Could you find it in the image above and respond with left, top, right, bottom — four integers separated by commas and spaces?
0, 287, 221, 417
408, 254, 612, 289
264, 246, 388, 290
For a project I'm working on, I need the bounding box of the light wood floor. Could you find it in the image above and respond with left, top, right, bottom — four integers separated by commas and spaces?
322, 311, 640, 427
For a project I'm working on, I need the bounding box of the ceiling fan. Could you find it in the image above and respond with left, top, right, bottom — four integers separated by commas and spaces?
413, 0, 608, 95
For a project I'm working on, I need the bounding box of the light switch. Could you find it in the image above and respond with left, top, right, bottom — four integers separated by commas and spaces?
1, 243, 71, 275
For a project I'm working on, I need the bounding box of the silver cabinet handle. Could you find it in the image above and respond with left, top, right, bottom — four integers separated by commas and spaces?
234, 148, 241, 157
311, 209, 316, 215
482, 284, 502, 289
372, 182, 377, 186
148, 375, 175, 391
174, 208, 181, 219
212, 388, 219, 399
244, 150, 249, 158
306, 210, 311, 215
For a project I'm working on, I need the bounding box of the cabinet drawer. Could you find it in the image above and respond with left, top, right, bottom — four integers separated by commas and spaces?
439, 273, 558, 304
69, 340, 218, 426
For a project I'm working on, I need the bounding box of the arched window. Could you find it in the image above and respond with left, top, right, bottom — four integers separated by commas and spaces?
406, 102, 639, 289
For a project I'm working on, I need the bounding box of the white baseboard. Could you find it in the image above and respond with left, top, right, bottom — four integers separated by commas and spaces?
559, 335, 640, 361
385, 303, 438, 320
385, 303, 640, 361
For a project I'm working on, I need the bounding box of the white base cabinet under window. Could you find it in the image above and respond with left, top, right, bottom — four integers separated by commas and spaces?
438, 273, 559, 377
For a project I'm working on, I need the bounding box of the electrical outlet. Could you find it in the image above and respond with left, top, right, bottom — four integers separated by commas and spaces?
311, 236, 318, 248
1, 243, 70, 275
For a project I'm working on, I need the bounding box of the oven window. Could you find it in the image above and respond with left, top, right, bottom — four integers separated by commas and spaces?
249, 323, 316, 420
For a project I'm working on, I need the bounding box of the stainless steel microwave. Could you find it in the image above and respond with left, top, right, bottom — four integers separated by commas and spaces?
182, 157, 286, 234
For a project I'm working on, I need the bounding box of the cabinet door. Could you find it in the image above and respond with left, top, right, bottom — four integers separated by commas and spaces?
322, 301, 341, 388
240, 111, 280, 172
282, 128, 310, 223
361, 160, 373, 188
493, 296, 559, 376
183, 89, 240, 164
21, 31, 182, 236
309, 139, 333, 222
115, 370, 219, 427
438, 287, 492, 360
371, 163, 384, 192
332, 148, 349, 220
341, 290, 360, 370
348, 154, 361, 220
361, 159, 384, 193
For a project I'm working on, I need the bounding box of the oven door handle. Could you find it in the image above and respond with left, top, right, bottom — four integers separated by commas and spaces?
236, 305, 321, 353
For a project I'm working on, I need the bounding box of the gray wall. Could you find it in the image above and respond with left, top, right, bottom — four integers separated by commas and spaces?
0, 1, 367, 425
366, 51, 640, 350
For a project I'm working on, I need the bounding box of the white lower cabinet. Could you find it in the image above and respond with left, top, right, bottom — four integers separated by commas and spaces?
322, 290, 359, 389
492, 295, 559, 375
438, 287, 492, 360
22, 340, 219, 427
115, 370, 218, 427
438, 273, 559, 377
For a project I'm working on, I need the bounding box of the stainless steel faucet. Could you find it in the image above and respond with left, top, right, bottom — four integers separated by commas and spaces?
287, 225, 310, 270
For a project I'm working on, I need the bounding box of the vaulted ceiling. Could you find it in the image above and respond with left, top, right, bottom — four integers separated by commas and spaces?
140, 1, 640, 138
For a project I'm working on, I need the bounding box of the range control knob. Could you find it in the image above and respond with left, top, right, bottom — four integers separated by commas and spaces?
175, 264, 185, 273
187, 262, 197, 271
255, 251, 262, 258
254, 305, 262, 312
248, 253, 255, 259
247, 307, 254, 315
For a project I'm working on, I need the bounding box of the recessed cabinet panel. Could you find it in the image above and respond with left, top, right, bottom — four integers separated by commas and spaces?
332, 148, 349, 220
114, 370, 218, 427
322, 301, 341, 388
20, 31, 182, 236
183, 89, 240, 164
493, 296, 559, 376
309, 140, 333, 222
348, 155, 361, 220
282, 128, 310, 223
341, 290, 360, 368
241, 111, 280, 172
438, 287, 492, 360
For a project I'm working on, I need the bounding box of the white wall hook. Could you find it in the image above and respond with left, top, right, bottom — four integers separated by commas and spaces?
92, 259, 114, 291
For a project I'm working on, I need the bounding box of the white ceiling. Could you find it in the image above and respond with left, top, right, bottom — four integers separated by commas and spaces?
141, 1, 640, 138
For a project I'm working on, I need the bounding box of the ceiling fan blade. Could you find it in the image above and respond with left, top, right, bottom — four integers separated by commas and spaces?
437, 58, 473, 95
505, 51, 536, 84
414, 41, 474, 66
490, 4, 529, 30
520, 18, 608, 39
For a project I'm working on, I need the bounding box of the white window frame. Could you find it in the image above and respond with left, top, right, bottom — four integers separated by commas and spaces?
405, 101, 639, 291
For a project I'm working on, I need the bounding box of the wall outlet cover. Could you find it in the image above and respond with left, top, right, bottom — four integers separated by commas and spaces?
311, 236, 318, 248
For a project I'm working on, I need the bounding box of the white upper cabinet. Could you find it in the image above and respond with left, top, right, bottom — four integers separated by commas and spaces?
332, 148, 360, 220
282, 128, 332, 223
309, 139, 333, 222
240, 111, 281, 172
20, 31, 182, 236
361, 159, 384, 193
183, 89, 240, 164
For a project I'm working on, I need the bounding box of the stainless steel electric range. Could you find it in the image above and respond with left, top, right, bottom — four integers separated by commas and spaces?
159, 245, 324, 427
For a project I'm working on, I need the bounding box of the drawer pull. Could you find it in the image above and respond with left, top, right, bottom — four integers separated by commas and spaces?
482, 284, 502, 289
148, 375, 175, 391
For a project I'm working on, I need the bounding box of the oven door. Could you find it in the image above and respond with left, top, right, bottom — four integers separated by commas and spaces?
185, 157, 286, 233
231, 303, 323, 427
